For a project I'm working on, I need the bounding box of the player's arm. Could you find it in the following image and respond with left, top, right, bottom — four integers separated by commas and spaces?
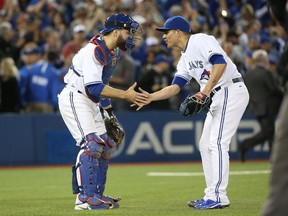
149, 84, 180, 101
202, 54, 227, 96
101, 83, 148, 102
84, 49, 148, 104
135, 84, 180, 111
146, 75, 187, 101
86, 82, 148, 105
135, 76, 187, 110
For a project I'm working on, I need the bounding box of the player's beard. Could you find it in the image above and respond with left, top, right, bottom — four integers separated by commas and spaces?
117, 34, 127, 51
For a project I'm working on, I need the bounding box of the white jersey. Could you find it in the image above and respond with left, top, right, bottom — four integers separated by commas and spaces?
175, 33, 241, 91
63, 43, 105, 97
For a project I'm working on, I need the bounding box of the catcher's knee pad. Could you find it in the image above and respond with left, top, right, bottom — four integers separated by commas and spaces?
100, 133, 116, 160
84, 133, 105, 159
75, 149, 99, 197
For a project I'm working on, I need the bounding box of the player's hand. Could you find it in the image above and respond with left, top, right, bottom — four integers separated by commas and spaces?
131, 87, 152, 111
125, 82, 148, 107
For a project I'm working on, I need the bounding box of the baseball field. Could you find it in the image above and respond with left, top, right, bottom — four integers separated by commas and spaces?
0, 161, 270, 216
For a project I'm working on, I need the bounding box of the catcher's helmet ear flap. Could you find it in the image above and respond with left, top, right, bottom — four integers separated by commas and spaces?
100, 13, 141, 53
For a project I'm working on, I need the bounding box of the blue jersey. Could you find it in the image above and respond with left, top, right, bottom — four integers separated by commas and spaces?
19, 65, 31, 108
25, 60, 62, 108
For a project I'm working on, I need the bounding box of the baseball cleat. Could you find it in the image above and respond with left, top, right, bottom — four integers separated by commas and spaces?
187, 198, 205, 207
194, 199, 230, 210
101, 195, 122, 209
74, 202, 111, 210
74, 194, 112, 210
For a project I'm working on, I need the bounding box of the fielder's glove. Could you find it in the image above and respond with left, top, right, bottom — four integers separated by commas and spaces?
179, 92, 211, 117
102, 108, 124, 146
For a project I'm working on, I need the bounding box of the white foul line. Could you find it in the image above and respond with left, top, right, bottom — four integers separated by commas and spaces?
146, 170, 270, 177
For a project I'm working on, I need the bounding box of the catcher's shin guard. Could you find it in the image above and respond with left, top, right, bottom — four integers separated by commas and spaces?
72, 133, 105, 194
96, 133, 121, 208
74, 149, 111, 210
96, 133, 116, 196
73, 134, 111, 210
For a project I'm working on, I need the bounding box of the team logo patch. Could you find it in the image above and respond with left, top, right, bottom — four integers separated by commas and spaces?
112, 57, 117, 66
200, 69, 211, 80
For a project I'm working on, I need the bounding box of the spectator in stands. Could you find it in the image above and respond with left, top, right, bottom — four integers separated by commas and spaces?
61, 24, 87, 61
138, 54, 174, 110
50, 10, 70, 44
238, 49, 284, 162
22, 48, 62, 112
14, 13, 42, 50
19, 42, 42, 110
0, 0, 285, 115
238, 20, 261, 53
236, 3, 256, 33
132, 0, 163, 27
109, 52, 137, 111
0, 57, 20, 112
70, 2, 89, 31
141, 36, 161, 74
0, 21, 21, 62
26, 0, 52, 30
82, 0, 106, 35
268, 50, 282, 85
40, 27, 59, 50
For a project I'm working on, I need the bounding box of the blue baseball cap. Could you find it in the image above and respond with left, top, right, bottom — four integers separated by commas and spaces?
153, 54, 173, 64
23, 46, 41, 55
156, 16, 191, 33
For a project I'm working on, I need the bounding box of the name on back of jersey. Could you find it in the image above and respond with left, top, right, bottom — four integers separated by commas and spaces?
32, 75, 48, 86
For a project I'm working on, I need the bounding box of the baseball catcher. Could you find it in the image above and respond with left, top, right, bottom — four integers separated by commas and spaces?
179, 92, 211, 116
58, 13, 142, 210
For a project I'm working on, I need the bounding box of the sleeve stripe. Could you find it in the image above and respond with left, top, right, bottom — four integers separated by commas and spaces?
172, 76, 189, 88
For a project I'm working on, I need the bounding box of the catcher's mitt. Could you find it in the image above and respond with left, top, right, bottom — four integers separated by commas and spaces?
179, 92, 211, 117
103, 108, 124, 146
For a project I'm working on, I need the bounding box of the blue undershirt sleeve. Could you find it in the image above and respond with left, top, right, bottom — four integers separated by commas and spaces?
171, 76, 189, 89
209, 54, 226, 65
86, 83, 105, 98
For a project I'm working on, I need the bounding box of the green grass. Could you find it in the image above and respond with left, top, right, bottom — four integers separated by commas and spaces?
0, 161, 271, 216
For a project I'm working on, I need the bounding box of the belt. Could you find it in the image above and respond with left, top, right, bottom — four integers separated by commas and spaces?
65, 84, 83, 94
232, 77, 244, 83
210, 77, 243, 98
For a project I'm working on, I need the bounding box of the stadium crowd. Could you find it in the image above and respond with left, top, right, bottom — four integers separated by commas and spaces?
0, 0, 287, 113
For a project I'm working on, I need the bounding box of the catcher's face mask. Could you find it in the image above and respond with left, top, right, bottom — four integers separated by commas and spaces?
100, 13, 142, 54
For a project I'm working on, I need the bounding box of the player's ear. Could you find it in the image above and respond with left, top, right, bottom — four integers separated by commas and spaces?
112, 29, 119, 38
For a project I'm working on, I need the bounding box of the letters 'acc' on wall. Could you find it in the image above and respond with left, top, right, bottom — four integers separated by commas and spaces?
0, 111, 270, 165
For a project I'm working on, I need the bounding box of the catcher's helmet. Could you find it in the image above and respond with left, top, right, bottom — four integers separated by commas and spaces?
100, 13, 141, 52
100, 13, 139, 34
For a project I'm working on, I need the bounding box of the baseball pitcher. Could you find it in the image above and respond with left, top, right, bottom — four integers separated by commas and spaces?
135, 15, 249, 210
